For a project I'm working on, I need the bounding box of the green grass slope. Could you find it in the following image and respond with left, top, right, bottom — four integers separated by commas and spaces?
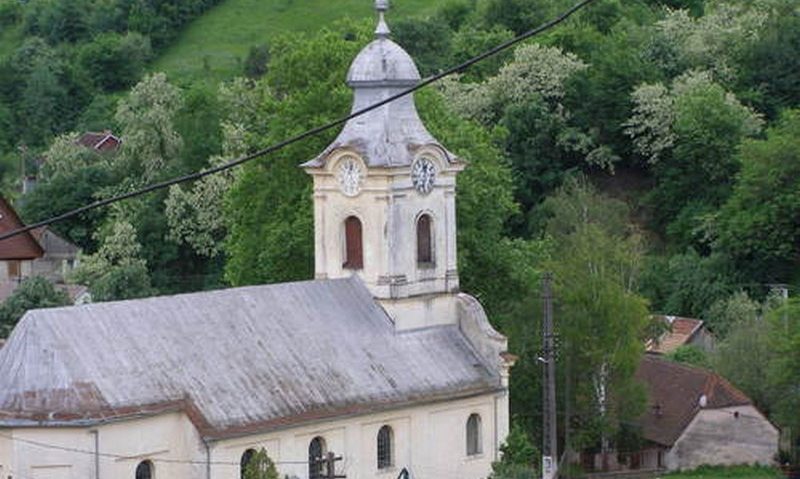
152, 0, 443, 84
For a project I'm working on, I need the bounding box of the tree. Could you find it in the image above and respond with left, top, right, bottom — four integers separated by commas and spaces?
166, 123, 246, 257
79, 32, 152, 92
490, 423, 539, 479
736, 6, 800, 118
716, 110, 800, 283
224, 24, 369, 286
242, 448, 279, 479
71, 220, 156, 302
666, 345, 710, 368
114, 73, 183, 182
20, 164, 116, 251
540, 177, 650, 454
0, 277, 70, 336
627, 71, 762, 246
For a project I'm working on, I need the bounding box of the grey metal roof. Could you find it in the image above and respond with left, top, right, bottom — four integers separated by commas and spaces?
0, 278, 500, 437
347, 38, 420, 86
302, 17, 459, 169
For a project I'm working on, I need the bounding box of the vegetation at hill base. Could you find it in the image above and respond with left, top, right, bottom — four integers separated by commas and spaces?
1, 0, 799, 471
662, 465, 782, 478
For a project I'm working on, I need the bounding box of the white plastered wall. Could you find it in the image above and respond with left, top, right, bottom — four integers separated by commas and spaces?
0, 393, 509, 479
666, 405, 779, 471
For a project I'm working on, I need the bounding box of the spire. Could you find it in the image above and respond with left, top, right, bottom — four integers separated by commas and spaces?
375, 0, 390, 38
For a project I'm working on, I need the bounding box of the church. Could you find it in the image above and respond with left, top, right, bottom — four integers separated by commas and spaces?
0, 2, 514, 478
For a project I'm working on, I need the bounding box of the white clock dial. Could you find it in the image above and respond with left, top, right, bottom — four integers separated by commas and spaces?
411, 157, 436, 195
337, 156, 364, 197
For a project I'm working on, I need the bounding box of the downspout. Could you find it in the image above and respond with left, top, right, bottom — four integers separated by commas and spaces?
203, 438, 211, 479
89, 429, 99, 479
493, 394, 499, 462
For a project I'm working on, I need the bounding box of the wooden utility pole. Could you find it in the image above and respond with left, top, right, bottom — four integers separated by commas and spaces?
542, 273, 558, 479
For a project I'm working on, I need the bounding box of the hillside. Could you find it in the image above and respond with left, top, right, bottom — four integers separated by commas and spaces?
152, 0, 444, 83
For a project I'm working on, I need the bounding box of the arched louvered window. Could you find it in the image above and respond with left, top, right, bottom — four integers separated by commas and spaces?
466, 413, 482, 456
377, 425, 393, 469
417, 214, 433, 265
343, 216, 363, 269
240, 449, 256, 479
309, 436, 327, 479
135, 460, 154, 479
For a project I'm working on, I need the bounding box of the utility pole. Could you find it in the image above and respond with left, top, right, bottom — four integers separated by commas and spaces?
541, 272, 558, 479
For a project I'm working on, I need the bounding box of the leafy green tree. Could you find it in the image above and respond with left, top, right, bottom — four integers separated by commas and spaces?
628, 72, 762, 247
450, 26, 514, 82
79, 32, 152, 92
736, 7, 800, 118
540, 177, 650, 453
71, 220, 156, 302
20, 164, 116, 252
481, 0, 549, 35
490, 422, 539, 479
704, 290, 760, 339
713, 312, 773, 414
765, 299, 800, 448
716, 110, 800, 283
666, 345, 710, 368
224, 25, 368, 286
19, 57, 66, 146
0, 277, 70, 336
242, 448, 279, 479
243, 44, 271, 79
114, 73, 184, 182
391, 17, 453, 76
640, 249, 738, 320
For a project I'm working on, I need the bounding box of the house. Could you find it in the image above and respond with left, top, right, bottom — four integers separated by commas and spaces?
77, 130, 121, 153
584, 356, 778, 473
0, 197, 44, 283
646, 315, 715, 355
0, 196, 84, 305
0, 3, 513, 479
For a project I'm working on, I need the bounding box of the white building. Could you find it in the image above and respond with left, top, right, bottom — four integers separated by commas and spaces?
0, 2, 514, 479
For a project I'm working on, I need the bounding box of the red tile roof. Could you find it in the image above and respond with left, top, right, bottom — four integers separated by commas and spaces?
0, 197, 44, 260
646, 316, 705, 354
77, 131, 121, 152
635, 355, 752, 446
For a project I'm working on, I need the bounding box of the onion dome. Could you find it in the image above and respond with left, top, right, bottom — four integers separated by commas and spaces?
304, 0, 458, 169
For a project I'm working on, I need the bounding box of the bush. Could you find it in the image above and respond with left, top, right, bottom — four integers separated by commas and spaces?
0, 0, 22, 27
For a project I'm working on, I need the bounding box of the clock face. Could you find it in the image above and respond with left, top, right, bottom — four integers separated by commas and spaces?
411, 157, 437, 195
337, 156, 364, 196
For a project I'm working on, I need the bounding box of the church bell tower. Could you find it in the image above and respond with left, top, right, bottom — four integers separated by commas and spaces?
302, 0, 465, 329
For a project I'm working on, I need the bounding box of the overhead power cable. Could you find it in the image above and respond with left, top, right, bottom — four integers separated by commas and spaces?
0, 0, 598, 243
0, 430, 308, 466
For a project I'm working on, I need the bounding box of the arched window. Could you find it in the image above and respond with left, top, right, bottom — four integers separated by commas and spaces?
466, 414, 482, 456
417, 214, 433, 265
240, 449, 256, 479
309, 436, 327, 479
377, 425, 393, 469
135, 460, 154, 479
343, 216, 363, 269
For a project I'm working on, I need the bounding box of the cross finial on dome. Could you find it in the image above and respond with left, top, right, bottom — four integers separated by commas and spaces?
375, 0, 391, 38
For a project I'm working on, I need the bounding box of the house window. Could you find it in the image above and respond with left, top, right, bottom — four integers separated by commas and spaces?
416, 214, 433, 265
343, 216, 363, 269
466, 413, 482, 456
7, 260, 20, 278
240, 449, 256, 479
135, 460, 154, 479
309, 436, 326, 479
377, 425, 393, 469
